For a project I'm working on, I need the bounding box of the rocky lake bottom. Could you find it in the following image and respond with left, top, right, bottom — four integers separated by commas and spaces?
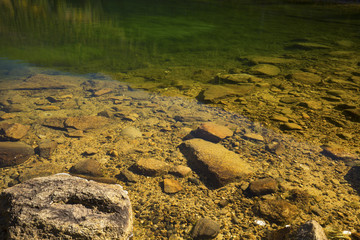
0, 38, 360, 239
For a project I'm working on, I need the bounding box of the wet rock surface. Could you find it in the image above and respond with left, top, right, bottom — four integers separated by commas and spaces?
0, 174, 133, 240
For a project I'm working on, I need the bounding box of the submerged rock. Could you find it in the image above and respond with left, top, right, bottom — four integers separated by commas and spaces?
179, 138, 253, 187
0, 122, 30, 140
0, 142, 34, 167
258, 199, 298, 224
0, 174, 133, 240
65, 116, 109, 130
250, 64, 281, 76
69, 159, 104, 177
37, 139, 57, 159
248, 178, 278, 196
192, 122, 233, 143
191, 218, 220, 239
293, 220, 328, 240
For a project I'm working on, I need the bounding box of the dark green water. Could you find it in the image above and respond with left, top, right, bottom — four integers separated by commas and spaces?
0, 0, 359, 78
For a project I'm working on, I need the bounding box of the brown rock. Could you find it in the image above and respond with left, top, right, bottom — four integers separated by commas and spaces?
0, 122, 30, 140
320, 145, 359, 163
192, 122, 233, 143
170, 165, 192, 177
249, 178, 278, 196
69, 159, 103, 177
134, 158, 169, 176
163, 179, 183, 194
243, 133, 264, 142
179, 138, 253, 187
0, 142, 34, 167
66, 129, 85, 138
250, 64, 281, 76
93, 88, 113, 96
281, 123, 303, 130
201, 85, 254, 102
37, 139, 57, 159
42, 117, 66, 129
191, 218, 220, 239
65, 116, 108, 130
258, 199, 298, 224
290, 72, 322, 85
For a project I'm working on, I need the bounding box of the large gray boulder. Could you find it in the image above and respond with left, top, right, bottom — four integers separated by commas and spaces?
0, 174, 133, 240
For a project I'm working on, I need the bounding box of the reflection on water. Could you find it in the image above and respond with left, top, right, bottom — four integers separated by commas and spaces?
0, 0, 359, 75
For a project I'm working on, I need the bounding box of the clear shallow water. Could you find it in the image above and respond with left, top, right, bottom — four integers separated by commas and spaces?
0, 0, 359, 77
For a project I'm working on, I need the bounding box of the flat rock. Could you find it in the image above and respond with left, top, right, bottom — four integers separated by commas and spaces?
134, 158, 169, 176
248, 178, 278, 196
117, 169, 138, 183
243, 133, 264, 142
0, 174, 133, 240
217, 73, 261, 84
69, 159, 103, 177
12, 74, 79, 90
0, 142, 34, 167
37, 139, 57, 159
250, 64, 281, 76
65, 116, 108, 130
320, 145, 359, 165
179, 138, 253, 187
290, 72, 322, 85
192, 122, 233, 143
93, 88, 113, 96
271, 115, 289, 122
299, 100, 322, 110
163, 179, 183, 194
281, 123, 303, 131
0, 122, 30, 140
245, 56, 296, 65
42, 117, 67, 129
169, 165, 192, 177
201, 84, 254, 102
291, 42, 331, 50
258, 199, 298, 224
191, 218, 220, 239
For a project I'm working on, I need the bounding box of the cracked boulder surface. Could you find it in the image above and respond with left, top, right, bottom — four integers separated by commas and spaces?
0, 174, 133, 240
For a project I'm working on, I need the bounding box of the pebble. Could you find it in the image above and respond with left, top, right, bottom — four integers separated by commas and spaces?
191, 218, 220, 239
69, 159, 103, 177
192, 122, 233, 143
250, 64, 281, 76
258, 199, 298, 224
169, 165, 192, 177
243, 133, 264, 142
281, 123, 303, 130
248, 178, 278, 196
163, 179, 183, 194
37, 139, 57, 159
134, 158, 169, 176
